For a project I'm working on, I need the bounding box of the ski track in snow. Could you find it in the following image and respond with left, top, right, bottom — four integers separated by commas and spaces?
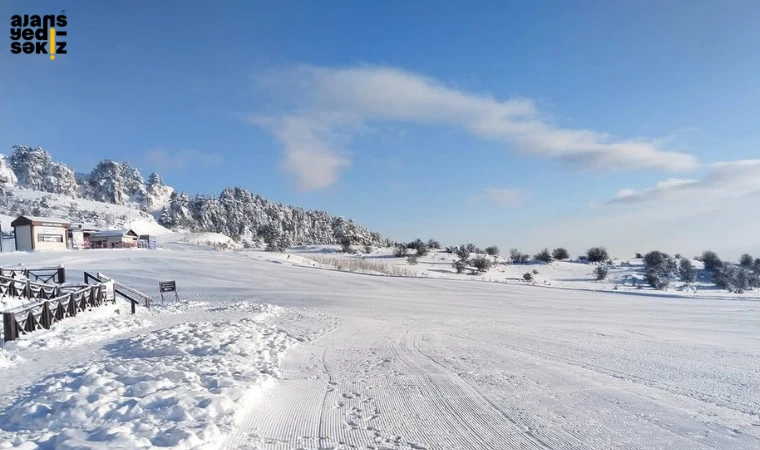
0, 249, 757, 449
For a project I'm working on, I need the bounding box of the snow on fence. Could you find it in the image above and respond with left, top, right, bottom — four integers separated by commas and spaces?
2, 283, 110, 342
0, 266, 66, 284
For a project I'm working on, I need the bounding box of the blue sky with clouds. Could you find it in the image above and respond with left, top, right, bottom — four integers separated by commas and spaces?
2, 0, 759, 257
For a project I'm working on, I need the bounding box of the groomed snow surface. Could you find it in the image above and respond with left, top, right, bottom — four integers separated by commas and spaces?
0, 246, 757, 449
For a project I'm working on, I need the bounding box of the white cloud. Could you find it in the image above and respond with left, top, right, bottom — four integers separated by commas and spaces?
608, 160, 760, 205
144, 149, 224, 171
522, 159, 760, 259
253, 65, 700, 190
475, 188, 527, 208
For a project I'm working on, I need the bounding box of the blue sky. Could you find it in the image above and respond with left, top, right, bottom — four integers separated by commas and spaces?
2, 1, 759, 257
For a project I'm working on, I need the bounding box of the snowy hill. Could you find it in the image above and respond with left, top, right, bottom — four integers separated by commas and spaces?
0, 145, 389, 247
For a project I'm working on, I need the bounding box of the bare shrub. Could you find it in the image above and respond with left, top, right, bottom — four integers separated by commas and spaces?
471, 256, 492, 273
303, 255, 421, 277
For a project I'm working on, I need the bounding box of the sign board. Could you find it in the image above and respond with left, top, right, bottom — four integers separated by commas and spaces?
159, 281, 176, 292
159, 280, 179, 303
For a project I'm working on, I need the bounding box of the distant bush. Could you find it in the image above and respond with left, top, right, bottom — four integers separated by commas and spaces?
586, 247, 609, 263
755, 258, 760, 273
534, 248, 553, 263
485, 246, 500, 257
510, 249, 529, 264
644, 251, 677, 289
407, 255, 418, 265
427, 239, 441, 250
532, 269, 539, 275
523, 272, 533, 282
594, 265, 608, 280
265, 241, 285, 252
456, 245, 471, 261
453, 259, 467, 274
409, 238, 425, 251
740, 253, 754, 268
678, 258, 696, 283
340, 236, 353, 253
635, 253, 643, 259
394, 244, 409, 257
416, 243, 430, 257
465, 243, 477, 253
578, 255, 588, 262
471, 255, 492, 273
552, 248, 569, 260
713, 265, 756, 293
701, 250, 723, 271
363, 244, 373, 254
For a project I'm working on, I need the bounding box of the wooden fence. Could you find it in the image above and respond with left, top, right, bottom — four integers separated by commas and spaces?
2, 284, 109, 342
0, 266, 66, 284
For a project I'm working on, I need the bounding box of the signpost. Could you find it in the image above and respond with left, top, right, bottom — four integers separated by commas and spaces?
159, 280, 179, 303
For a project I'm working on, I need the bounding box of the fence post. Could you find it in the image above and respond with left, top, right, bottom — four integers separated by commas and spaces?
3, 312, 16, 342
57, 265, 66, 284
25, 280, 31, 298
41, 301, 51, 329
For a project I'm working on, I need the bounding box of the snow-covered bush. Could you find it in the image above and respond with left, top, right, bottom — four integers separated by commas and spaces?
523, 272, 533, 282
586, 247, 609, 263
416, 243, 430, 257
427, 239, 441, 249
340, 236, 353, 253
453, 259, 467, 274
644, 251, 677, 289
594, 265, 608, 280
470, 255, 492, 273
713, 265, 755, 293
534, 248, 553, 263
456, 245, 471, 261
740, 253, 754, 268
486, 246, 500, 257
394, 244, 409, 257
510, 249, 529, 264
407, 255, 418, 265
552, 248, 569, 260
678, 258, 696, 283
700, 250, 723, 272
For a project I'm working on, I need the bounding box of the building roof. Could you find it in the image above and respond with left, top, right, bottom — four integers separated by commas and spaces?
11, 216, 71, 227
92, 229, 138, 238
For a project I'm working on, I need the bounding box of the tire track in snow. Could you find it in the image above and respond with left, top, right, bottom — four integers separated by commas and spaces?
381, 329, 550, 450
438, 330, 760, 450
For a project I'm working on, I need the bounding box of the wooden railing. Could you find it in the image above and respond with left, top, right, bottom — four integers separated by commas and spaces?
84, 272, 148, 314
0, 266, 66, 284
2, 284, 108, 342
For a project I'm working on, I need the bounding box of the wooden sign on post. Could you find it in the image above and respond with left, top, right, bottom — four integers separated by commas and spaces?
159, 280, 179, 303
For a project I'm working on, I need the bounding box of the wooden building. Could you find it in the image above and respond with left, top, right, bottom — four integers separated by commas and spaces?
89, 229, 139, 249
11, 216, 71, 251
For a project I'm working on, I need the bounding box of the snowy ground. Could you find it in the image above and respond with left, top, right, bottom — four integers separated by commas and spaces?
0, 246, 757, 449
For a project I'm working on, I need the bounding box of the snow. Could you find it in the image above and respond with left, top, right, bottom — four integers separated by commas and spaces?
0, 249, 756, 449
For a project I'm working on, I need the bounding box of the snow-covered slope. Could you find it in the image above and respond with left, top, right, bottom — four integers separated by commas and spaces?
0, 249, 756, 449
0, 185, 172, 234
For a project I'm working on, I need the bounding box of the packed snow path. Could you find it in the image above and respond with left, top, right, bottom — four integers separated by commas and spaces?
1, 249, 759, 449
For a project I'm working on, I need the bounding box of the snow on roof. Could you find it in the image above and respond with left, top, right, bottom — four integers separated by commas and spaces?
24, 216, 70, 224
93, 229, 136, 237
12, 216, 71, 226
